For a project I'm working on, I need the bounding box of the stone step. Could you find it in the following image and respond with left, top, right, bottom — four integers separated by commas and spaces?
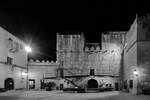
86, 88, 99, 93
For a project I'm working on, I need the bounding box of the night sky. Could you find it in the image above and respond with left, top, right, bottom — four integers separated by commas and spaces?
0, 0, 149, 61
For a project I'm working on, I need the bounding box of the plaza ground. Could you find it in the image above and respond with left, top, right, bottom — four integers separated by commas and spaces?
0, 90, 150, 100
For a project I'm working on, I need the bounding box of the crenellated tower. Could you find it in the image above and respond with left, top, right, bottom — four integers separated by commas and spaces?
101, 31, 126, 76
56, 32, 88, 77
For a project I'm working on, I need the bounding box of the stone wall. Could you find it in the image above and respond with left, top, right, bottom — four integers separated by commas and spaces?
56, 32, 126, 89
28, 59, 59, 89
100, 32, 126, 76
56, 33, 88, 76
123, 15, 150, 94
0, 26, 27, 89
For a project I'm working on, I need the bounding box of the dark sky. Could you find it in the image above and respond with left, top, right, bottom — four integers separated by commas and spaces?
0, 0, 149, 61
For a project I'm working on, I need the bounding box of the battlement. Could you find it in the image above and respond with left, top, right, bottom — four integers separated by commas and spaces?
28, 59, 58, 66
56, 32, 85, 42
84, 43, 101, 52
137, 13, 150, 25
56, 33, 85, 51
102, 31, 126, 47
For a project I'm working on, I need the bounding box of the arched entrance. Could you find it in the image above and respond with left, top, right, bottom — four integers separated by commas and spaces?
87, 79, 98, 89
4, 78, 14, 90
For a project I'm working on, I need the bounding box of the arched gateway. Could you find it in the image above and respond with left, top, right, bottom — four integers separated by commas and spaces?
87, 79, 98, 89
4, 78, 14, 90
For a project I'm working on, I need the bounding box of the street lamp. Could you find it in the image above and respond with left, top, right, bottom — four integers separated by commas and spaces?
25, 46, 32, 53
22, 72, 28, 76
25, 45, 32, 90
133, 69, 139, 77
133, 69, 140, 94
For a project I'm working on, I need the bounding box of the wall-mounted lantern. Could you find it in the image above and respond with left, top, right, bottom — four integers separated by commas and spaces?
133, 69, 139, 77
22, 72, 28, 77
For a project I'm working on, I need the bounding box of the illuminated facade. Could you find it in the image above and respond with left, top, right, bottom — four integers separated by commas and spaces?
1, 15, 150, 94
0, 27, 27, 90
27, 60, 59, 90
56, 32, 126, 91
123, 15, 150, 94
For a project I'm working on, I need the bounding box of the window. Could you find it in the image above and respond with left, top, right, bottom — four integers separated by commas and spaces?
7, 57, 13, 64
29, 79, 35, 89
7, 38, 13, 50
129, 80, 133, 88
90, 69, 95, 75
60, 69, 64, 78
57, 68, 64, 78
124, 80, 128, 89
109, 84, 112, 88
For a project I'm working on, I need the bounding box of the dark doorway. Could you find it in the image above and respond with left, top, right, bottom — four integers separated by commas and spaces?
115, 82, 119, 90
4, 78, 14, 90
60, 84, 63, 90
90, 69, 95, 75
87, 79, 98, 88
29, 79, 35, 89
40, 79, 45, 89
129, 80, 133, 89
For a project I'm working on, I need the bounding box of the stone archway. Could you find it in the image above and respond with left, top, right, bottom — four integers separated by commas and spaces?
87, 79, 98, 89
4, 78, 14, 90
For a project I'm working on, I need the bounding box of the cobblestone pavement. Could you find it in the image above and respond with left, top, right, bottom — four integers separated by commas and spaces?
88, 92, 150, 100
0, 90, 150, 100
0, 90, 62, 97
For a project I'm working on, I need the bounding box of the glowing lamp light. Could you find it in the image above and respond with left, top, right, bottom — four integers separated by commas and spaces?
133, 70, 139, 76
25, 46, 32, 53
24, 45, 32, 90
22, 72, 28, 76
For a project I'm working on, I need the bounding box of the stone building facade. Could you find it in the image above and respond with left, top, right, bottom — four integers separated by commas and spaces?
28, 60, 59, 90
123, 15, 150, 94
1, 15, 150, 94
56, 32, 126, 90
0, 27, 27, 90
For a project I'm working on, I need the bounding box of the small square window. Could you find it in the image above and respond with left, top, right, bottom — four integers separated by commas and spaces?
90, 69, 95, 75
7, 57, 13, 64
